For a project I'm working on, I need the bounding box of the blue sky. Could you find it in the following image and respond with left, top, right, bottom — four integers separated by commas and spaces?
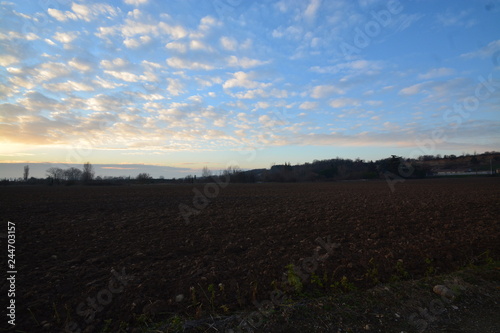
1, 0, 499, 178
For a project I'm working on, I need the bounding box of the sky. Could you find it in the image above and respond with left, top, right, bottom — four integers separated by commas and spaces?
1, 0, 500, 179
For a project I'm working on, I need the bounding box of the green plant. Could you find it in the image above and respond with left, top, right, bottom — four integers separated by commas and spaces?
52, 302, 61, 324
365, 258, 379, 284
340, 276, 356, 292
169, 315, 183, 331
118, 321, 129, 332
391, 260, 410, 282
286, 264, 303, 293
330, 276, 356, 292
311, 273, 324, 287
190, 286, 197, 306
424, 257, 435, 277
100, 319, 112, 333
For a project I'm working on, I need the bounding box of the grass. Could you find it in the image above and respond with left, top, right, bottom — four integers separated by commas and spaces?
131, 256, 499, 332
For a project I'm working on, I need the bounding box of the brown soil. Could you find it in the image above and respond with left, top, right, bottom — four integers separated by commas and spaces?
0, 177, 499, 332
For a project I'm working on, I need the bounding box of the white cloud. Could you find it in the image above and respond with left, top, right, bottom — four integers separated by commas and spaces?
299, 101, 317, 110
418, 67, 455, 79
436, 9, 476, 28
189, 40, 212, 51
43, 80, 94, 92
124, 0, 149, 6
166, 57, 214, 70
226, 56, 270, 69
166, 41, 187, 53
104, 70, 143, 82
100, 58, 129, 69
304, 0, 321, 22
68, 58, 92, 72
166, 78, 185, 96
220, 36, 237, 51
329, 98, 360, 108
123, 35, 151, 48
399, 82, 426, 96
0, 55, 19, 66
48, 3, 117, 22
460, 39, 500, 59
223, 71, 271, 90
311, 85, 345, 98
53, 31, 78, 44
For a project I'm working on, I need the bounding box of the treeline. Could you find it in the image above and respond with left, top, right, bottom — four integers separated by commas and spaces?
2, 152, 499, 186
197, 151, 500, 183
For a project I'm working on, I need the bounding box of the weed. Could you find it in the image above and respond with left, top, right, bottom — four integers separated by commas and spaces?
189, 286, 197, 306
311, 273, 324, 288
424, 257, 435, 277
365, 258, 379, 284
27, 308, 39, 326
100, 319, 112, 333
169, 315, 183, 331
118, 321, 129, 332
286, 264, 303, 293
250, 281, 258, 302
390, 260, 410, 282
52, 302, 61, 324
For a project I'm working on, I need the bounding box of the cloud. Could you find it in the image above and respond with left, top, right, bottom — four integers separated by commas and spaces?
226, 56, 270, 69
166, 78, 185, 96
166, 41, 187, 53
104, 70, 144, 82
311, 85, 345, 98
124, 0, 149, 6
220, 36, 237, 51
436, 9, 476, 27
223, 71, 271, 90
0, 55, 19, 66
304, 0, 321, 22
418, 67, 455, 79
100, 58, 130, 69
43, 81, 94, 92
310, 60, 382, 74
399, 82, 426, 96
53, 31, 78, 44
460, 39, 500, 59
166, 57, 214, 70
299, 101, 318, 110
48, 3, 117, 22
68, 58, 93, 72
329, 98, 361, 108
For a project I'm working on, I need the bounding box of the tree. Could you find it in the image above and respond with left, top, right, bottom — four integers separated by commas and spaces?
202, 166, 212, 178
46, 167, 64, 182
82, 162, 95, 183
23, 165, 29, 181
136, 173, 152, 183
64, 167, 83, 181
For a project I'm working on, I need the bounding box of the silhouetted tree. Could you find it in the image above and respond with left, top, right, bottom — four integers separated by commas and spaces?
82, 162, 95, 183
23, 165, 29, 181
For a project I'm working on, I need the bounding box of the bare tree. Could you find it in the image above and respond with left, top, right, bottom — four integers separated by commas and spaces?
23, 165, 29, 181
64, 167, 83, 181
46, 167, 64, 182
82, 162, 95, 183
202, 166, 212, 178
136, 173, 152, 183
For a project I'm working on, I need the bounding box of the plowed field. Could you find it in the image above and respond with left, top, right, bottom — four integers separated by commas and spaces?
1, 177, 499, 332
